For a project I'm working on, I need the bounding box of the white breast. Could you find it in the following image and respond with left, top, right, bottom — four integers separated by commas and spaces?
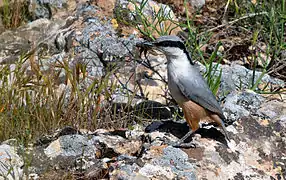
167, 55, 193, 104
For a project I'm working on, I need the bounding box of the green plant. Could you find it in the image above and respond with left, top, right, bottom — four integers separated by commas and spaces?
226, 0, 286, 90
179, 1, 223, 95
0, 0, 30, 29
116, 0, 180, 40
120, 0, 223, 95
0, 50, 134, 143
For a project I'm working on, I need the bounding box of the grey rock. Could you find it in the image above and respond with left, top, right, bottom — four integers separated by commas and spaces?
44, 134, 97, 158
0, 144, 23, 180
0, 18, 66, 64
30, 0, 52, 19
38, 0, 67, 8
116, 0, 176, 24
139, 146, 196, 179
139, 163, 176, 179
147, 131, 178, 147
125, 124, 145, 140
73, 4, 138, 80
196, 62, 284, 98
220, 63, 284, 94
29, 0, 68, 20
279, 115, 286, 128
223, 90, 265, 124
189, 0, 205, 8
112, 163, 141, 179
84, 161, 108, 179
76, 3, 98, 16
154, 146, 196, 179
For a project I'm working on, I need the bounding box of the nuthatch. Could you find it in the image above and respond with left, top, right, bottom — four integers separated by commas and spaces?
137, 36, 229, 147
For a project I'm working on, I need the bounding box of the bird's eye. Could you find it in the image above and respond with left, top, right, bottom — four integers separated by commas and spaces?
154, 41, 185, 50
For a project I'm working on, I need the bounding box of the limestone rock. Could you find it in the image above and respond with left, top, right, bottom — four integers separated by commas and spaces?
0, 144, 23, 180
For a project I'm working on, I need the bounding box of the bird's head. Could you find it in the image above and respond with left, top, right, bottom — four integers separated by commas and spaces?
137, 35, 194, 64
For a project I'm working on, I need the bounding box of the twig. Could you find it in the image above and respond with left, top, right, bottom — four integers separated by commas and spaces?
222, 0, 231, 24
79, 40, 147, 100
199, 12, 268, 36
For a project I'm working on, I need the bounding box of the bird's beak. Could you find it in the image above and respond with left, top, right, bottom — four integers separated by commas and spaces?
136, 41, 162, 56
136, 41, 154, 49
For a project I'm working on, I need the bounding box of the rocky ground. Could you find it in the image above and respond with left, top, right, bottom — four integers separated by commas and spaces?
0, 0, 285, 179
1, 89, 286, 179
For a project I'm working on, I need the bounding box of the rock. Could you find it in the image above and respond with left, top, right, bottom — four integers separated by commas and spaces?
139, 146, 196, 179
116, 0, 180, 37
44, 134, 97, 158
195, 62, 284, 99
92, 133, 143, 156
116, 0, 173, 22
125, 124, 145, 139
135, 54, 169, 103
110, 162, 142, 179
35, 126, 80, 146
0, 144, 23, 180
84, 162, 109, 179
73, 3, 139, 81
220, 63, 285, 95
223, 90, 265, 124
257, 100, 286, 120
0, 18, 67, 64
29, 0, 72, 20
189, 0, 205, 8
37, 0, 67, 8
139, 163, 176, 179
29, 0, 52, 19
95, 0, 117, 18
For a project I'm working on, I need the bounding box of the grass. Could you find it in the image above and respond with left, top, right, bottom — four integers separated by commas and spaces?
0, 0, 284, 178
115, 0, 180, 40
228, 0, 286, 90
117, 0, 225, 95
0, 0, 30, 29
0, 52, 134, 143
118, 0, 285, 92
0, 0, 284, 155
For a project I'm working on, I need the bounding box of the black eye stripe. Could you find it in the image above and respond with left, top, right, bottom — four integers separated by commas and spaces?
154, 41, 185, 49
154, 40, 194, 65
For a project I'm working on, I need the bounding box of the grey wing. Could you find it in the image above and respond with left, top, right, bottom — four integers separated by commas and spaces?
176, 74, 225, 119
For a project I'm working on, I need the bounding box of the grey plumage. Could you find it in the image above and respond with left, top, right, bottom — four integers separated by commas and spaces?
154, 35, 183, 43
176, 71, 225, 120
137, 35, 230, 143
154, 36, 225, 119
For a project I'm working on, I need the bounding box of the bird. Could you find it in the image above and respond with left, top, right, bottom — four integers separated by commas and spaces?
137, 35, 230, 147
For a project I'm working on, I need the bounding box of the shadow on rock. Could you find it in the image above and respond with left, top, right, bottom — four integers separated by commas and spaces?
145, 120, 228, 146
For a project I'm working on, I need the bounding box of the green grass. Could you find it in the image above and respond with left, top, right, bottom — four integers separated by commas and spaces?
0, 0, 285, 146
0, 0, 30, 29
226, 0, 286, 90
0, 0, 284, 178
115, 0, 180, 40
0, 53, 134, 143
119, 0, 285, 93
117, 0, 224, 95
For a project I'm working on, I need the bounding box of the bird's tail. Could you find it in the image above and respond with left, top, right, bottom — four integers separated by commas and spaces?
220, 120, 230, 142
211, 114, 230, 141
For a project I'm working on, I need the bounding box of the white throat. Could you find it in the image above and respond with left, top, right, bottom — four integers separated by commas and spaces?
165, 48, 191, 66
